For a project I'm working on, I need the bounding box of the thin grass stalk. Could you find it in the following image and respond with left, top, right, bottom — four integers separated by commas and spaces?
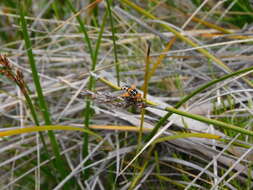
138, 41, 151, 145
94, 11, 108, 64
121, 0, 253, 88
154, 151, 164, 188
87, 9, 108, 178
0, 125, 101, 138
129, 132, 220, 189
94, 67, 253, 138
143, 37, 176, 88
128, 152, 150, 190
190, 16, 232, 34
19, 4, 51, 125
156, 175, 186, 188
19, 2, 69, 182
52, 1, 61, 20
0, 55, 59, 182
153, 133, 221, 144
145, 65, 253, 141
23, 93, 48, 148
0, 125, 152, 138
130, 42, 152, 190
66, 1, 94, 59
106, 0, 120, 86
87, 10, 108, 138
67, 0, 107, 179
66, 0, 95, 180
88, 0, 99, 26
163, 106, 253, 137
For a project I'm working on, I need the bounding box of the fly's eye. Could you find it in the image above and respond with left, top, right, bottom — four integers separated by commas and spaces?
121, 85, 130, 91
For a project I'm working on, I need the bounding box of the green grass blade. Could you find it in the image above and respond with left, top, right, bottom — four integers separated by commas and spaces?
23, 93, 49, 150
145, 65, 253, 141
94, 10, 108, 66
19, 4, 52, 125
163, 107, 253, 136
130, 42, 152, 190
106, 0, 120, 86
66, 0, 95, 180
66, 1, 94, 61
67, 0, 107, 180
19, 2, 69, 185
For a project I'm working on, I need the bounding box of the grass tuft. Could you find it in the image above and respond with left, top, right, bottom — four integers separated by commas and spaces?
2, 1, 253, 189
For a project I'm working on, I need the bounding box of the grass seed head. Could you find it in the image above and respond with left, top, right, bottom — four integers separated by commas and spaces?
0, 55, 28, 95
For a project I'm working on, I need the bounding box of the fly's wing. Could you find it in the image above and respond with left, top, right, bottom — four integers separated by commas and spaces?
111, 90, 124, 97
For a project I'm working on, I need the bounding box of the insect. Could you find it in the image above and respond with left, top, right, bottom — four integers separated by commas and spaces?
121, 85, 141, 98
120, 85, 144, 108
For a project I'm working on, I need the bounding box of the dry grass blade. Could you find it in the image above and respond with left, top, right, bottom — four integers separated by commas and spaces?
1, 0, 253, 189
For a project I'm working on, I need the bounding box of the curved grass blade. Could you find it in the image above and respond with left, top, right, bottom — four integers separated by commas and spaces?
120, 132, 221, 180
145, 65, 253, 141
0, 125, 101, 139
121, 0, 253, 88
153, 132, 221, 144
